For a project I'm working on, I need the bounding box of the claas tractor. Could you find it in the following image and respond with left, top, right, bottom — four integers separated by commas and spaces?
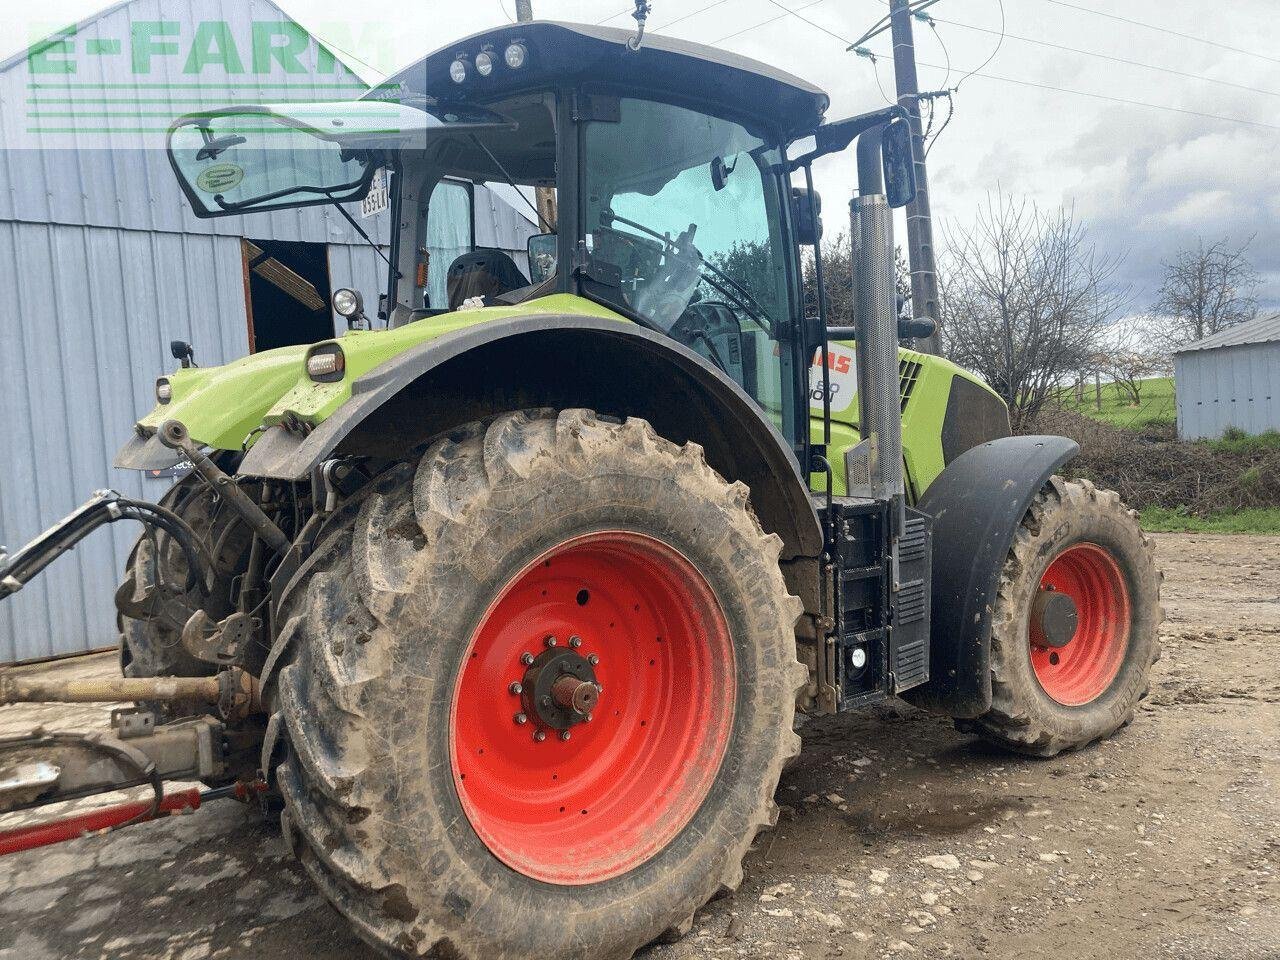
0, 20, 1160, 960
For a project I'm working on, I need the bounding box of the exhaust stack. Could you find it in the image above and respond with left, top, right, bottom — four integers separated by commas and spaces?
849, 191, 904, 510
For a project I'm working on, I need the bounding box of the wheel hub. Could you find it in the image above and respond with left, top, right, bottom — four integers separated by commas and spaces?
1029, 587, 1078, 649
518, 644, 601, 731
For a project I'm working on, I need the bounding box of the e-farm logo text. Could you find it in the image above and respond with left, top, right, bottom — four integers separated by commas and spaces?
20, 19, 396, 139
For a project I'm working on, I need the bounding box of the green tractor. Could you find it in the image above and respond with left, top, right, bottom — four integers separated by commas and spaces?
0, 21, 1160, 960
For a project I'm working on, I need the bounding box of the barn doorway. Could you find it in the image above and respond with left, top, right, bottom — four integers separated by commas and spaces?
241, 239, 335, 352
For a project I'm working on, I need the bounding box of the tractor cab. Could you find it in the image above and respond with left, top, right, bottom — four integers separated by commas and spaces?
167, 22, 914, 464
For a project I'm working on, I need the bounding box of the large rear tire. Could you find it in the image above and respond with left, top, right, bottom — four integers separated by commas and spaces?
265, 409, 805, 960
964, 477, 1162, 757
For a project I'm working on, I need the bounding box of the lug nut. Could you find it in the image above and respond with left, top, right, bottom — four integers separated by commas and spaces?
544, 635, 558, 648
587, 654, 599, 666
509, 681, 523, 695
521, 652, 534, 666
560, 730, 571, 742
569, 635, 582, 648
533, 730, 546, 742
513, 712, 527, 725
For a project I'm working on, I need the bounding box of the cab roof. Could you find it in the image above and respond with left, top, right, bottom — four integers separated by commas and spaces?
378, 21, 831, 140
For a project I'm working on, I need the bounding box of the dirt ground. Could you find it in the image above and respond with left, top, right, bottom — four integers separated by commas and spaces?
1, 532, 1276, 960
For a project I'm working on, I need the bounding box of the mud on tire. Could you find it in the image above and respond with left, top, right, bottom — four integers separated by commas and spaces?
263, 409, 806, 960
965, 477, 1162, 758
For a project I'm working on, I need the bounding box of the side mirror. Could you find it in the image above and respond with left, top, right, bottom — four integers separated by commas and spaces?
882, 118, 917, 209
527, 233, 558, 284
791, 187, 823, 246
170, 340, 195, 368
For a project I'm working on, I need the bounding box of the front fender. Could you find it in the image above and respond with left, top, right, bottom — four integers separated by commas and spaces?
903, 435, 1079, 718
239, 313, 824, 560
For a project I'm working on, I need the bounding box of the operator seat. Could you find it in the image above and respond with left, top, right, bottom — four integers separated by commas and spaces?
446, 248, 529, 309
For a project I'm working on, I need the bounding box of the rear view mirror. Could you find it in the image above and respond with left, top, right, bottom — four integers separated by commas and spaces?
527, 233, 558, 284
791, 187, 823, 246
882, 118, 917, 209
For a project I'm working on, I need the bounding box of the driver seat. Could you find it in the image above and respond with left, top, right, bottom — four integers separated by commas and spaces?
446, 249, 529, 309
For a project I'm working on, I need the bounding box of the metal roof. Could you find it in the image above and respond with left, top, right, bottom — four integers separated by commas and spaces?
384, 20, 830, 139
1174, 312, 1280, 353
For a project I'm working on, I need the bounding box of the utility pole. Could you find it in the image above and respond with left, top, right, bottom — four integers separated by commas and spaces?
888, 0, 942, 355
515, 0, 558, 231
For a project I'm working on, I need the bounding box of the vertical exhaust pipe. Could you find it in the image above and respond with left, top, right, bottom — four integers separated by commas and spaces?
849, 190, 904, 514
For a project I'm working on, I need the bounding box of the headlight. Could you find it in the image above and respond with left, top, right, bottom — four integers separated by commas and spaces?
306, 345, 346, 382
504, 42, 527, 69
449, 58, 467, 83
475, 50, 494, 76
332, 287, 363, 318
156, 378, 172, 404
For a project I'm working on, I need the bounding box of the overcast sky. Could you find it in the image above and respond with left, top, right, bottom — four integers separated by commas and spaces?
5, 0, 1278, 311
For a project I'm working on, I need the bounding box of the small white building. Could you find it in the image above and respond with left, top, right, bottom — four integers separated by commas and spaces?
0, 0, 536, 661
1174, 313, 1280, 440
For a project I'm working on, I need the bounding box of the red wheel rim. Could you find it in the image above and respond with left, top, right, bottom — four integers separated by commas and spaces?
1030, 543, 1130, 706
450, 531, 736, 885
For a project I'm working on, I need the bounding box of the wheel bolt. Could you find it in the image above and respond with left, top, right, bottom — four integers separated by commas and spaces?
513, 712, 527, 725
588, 654, 599, 666
534, 730, 546, 742
521, 652, 534, 666
545, 635, 557, 648
509, 682, 523, 695
569, 635, 582, 648
560, 730, 571, 742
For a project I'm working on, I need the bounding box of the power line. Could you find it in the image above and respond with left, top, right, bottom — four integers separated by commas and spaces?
1041, 0, 1280, 67
710, 0, 832, 46
876, 52, 1280, 131
952, 0, 1003, 91
653, 0, 736, 32
758, 0, 854, 47
931, 14, 1280, 98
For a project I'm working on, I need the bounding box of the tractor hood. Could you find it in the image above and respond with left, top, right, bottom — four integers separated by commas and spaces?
115, 295, 626, 471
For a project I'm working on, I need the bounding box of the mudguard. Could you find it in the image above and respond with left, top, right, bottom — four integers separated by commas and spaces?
902, 435, 1079, 718
238, 313, 824, 559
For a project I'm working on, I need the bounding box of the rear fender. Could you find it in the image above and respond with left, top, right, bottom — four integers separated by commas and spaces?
902, 435, 1079, 718
238, 314, 824, 560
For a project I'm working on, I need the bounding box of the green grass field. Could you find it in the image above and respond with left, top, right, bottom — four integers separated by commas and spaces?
1140, 506, 1280, 534
1060, 376, 1176, 429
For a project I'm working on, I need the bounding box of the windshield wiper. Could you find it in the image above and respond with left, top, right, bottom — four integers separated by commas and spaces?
600, 209, 774, 335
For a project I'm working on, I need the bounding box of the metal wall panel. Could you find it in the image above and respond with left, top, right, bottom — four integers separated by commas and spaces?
0, 221, 248, 661
1175, 341, 1280, 440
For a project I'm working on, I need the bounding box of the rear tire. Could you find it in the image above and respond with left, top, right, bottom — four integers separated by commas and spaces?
265, 409, 805, 960
965, 477, 1162, 757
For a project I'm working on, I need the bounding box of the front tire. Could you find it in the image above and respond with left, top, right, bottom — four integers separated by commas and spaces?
966, 477, 1162, 757
266, 409, 805, 959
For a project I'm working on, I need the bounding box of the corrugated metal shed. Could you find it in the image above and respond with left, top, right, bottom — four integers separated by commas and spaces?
1173, 314, 1280, 440
0, 0, 536, 662
1172, 312, 1280, 353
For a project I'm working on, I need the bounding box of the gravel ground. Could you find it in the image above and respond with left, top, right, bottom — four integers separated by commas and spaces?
0, 532, 1276, 960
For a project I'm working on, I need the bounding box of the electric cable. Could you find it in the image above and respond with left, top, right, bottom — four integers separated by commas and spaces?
1041, 0, 1280, 67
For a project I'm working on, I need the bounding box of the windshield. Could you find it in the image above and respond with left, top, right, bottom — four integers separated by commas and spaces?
581, 97, 796, 437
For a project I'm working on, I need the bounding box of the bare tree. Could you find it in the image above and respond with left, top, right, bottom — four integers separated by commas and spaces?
939, 195, 1129, 429
1099, 317, 1172, 406
803, 236, 913, 329
1152, 237, 1259, 347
